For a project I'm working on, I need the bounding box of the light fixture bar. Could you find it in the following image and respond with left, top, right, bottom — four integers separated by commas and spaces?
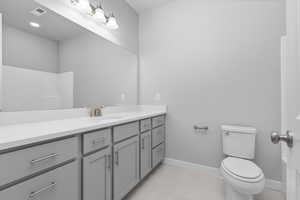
70, 0, 118, 30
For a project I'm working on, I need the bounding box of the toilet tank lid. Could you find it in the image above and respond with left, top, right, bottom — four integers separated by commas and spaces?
221, 125, 256, 134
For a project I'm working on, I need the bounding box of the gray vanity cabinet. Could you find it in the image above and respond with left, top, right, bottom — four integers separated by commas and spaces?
140, 131, 152, 179
0, 114, 166, 200
113, 136, 139, 200
83, 148, 111, 200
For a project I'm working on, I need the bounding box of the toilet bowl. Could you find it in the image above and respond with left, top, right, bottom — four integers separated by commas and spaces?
220, 125, 265, 200
221, 157, 265, 200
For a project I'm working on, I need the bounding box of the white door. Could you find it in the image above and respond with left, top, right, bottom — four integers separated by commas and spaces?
275, 0, 300, 199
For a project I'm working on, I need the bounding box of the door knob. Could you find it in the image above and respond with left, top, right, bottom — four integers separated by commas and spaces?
270, 131, 293, 148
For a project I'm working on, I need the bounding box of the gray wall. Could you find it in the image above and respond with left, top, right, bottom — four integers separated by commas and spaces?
59, 32, 138, 107
139, 0, 285, 181
2, 24, 59, 73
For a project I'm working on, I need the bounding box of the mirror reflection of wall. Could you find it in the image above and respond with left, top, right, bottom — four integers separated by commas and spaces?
0, 0, 138, 112
59, 31, 138, 108
3, 23, 60, 73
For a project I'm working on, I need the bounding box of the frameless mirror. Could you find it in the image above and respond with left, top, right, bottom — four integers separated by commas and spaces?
0, 0, 138, 112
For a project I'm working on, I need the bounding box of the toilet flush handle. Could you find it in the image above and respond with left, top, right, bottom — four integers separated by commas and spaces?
270, 131, 293, 148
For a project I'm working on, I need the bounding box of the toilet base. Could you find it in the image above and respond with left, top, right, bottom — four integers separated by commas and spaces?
225, 184, 253, 200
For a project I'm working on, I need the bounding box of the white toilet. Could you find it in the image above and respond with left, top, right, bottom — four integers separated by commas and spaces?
220, 125, 265, 200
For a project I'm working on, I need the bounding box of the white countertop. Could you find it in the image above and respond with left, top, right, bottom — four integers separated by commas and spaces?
0, 107, 166, 151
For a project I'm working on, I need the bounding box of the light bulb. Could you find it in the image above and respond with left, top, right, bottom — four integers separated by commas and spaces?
93, 7, 106, 23
72, 0, 92, 13
106, 15, 119, 30
29, 22, 40, 28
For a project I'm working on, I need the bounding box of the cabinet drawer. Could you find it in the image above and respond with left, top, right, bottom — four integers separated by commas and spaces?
152, 126, 165, 148
152, 143, 165, 168
152, 115, 165, 128
0, 137, 78, 187
0, 161, 79, 200
113, 122, 139, 143
140, 119, 151, 133
83, 129, 111, 154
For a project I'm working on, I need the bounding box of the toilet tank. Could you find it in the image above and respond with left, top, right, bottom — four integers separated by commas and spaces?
221, 125, 257, 159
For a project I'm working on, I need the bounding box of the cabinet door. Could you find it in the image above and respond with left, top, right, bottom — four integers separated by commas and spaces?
140, 131, 152, 179
83, 148, 111, 200
113, 136, 139, 200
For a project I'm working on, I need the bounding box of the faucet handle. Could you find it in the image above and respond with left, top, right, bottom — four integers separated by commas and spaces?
89, 107, 95, 117
89, 105, 105, 117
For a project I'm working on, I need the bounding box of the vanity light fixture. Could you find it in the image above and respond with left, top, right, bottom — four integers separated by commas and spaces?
29, 22, 40, 28
106, 14, 119, 30
70, 0, 119, 30
93, 5, 106, 23
71, 0, 92, 13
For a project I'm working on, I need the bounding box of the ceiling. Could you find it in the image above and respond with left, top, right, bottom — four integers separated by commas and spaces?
125, 0, 173, 14
0, 0, 85, 41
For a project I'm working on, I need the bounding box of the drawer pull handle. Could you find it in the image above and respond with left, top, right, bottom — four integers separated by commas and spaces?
31, 153, 58, 165
92, 137, 105, 146
141, 138, 145, 150
107, 154, 112, 169
115, 151, 119, 166
29, 182, 56, 199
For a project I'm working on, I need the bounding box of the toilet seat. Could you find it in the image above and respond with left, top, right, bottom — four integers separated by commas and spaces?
221, 157, 264, 183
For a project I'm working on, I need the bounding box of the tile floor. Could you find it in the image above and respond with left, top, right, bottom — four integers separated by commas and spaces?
126, 164, 284, 200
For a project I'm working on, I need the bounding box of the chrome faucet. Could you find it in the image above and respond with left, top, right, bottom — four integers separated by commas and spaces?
90, 105, 105, 117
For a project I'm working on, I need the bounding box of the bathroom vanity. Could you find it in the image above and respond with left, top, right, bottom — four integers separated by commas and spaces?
0, 108, 166, 200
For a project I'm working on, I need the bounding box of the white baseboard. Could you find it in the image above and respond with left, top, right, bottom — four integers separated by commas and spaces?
164, 158, 221, 177
163, 158, 282, 192
265, 179, 282, 191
